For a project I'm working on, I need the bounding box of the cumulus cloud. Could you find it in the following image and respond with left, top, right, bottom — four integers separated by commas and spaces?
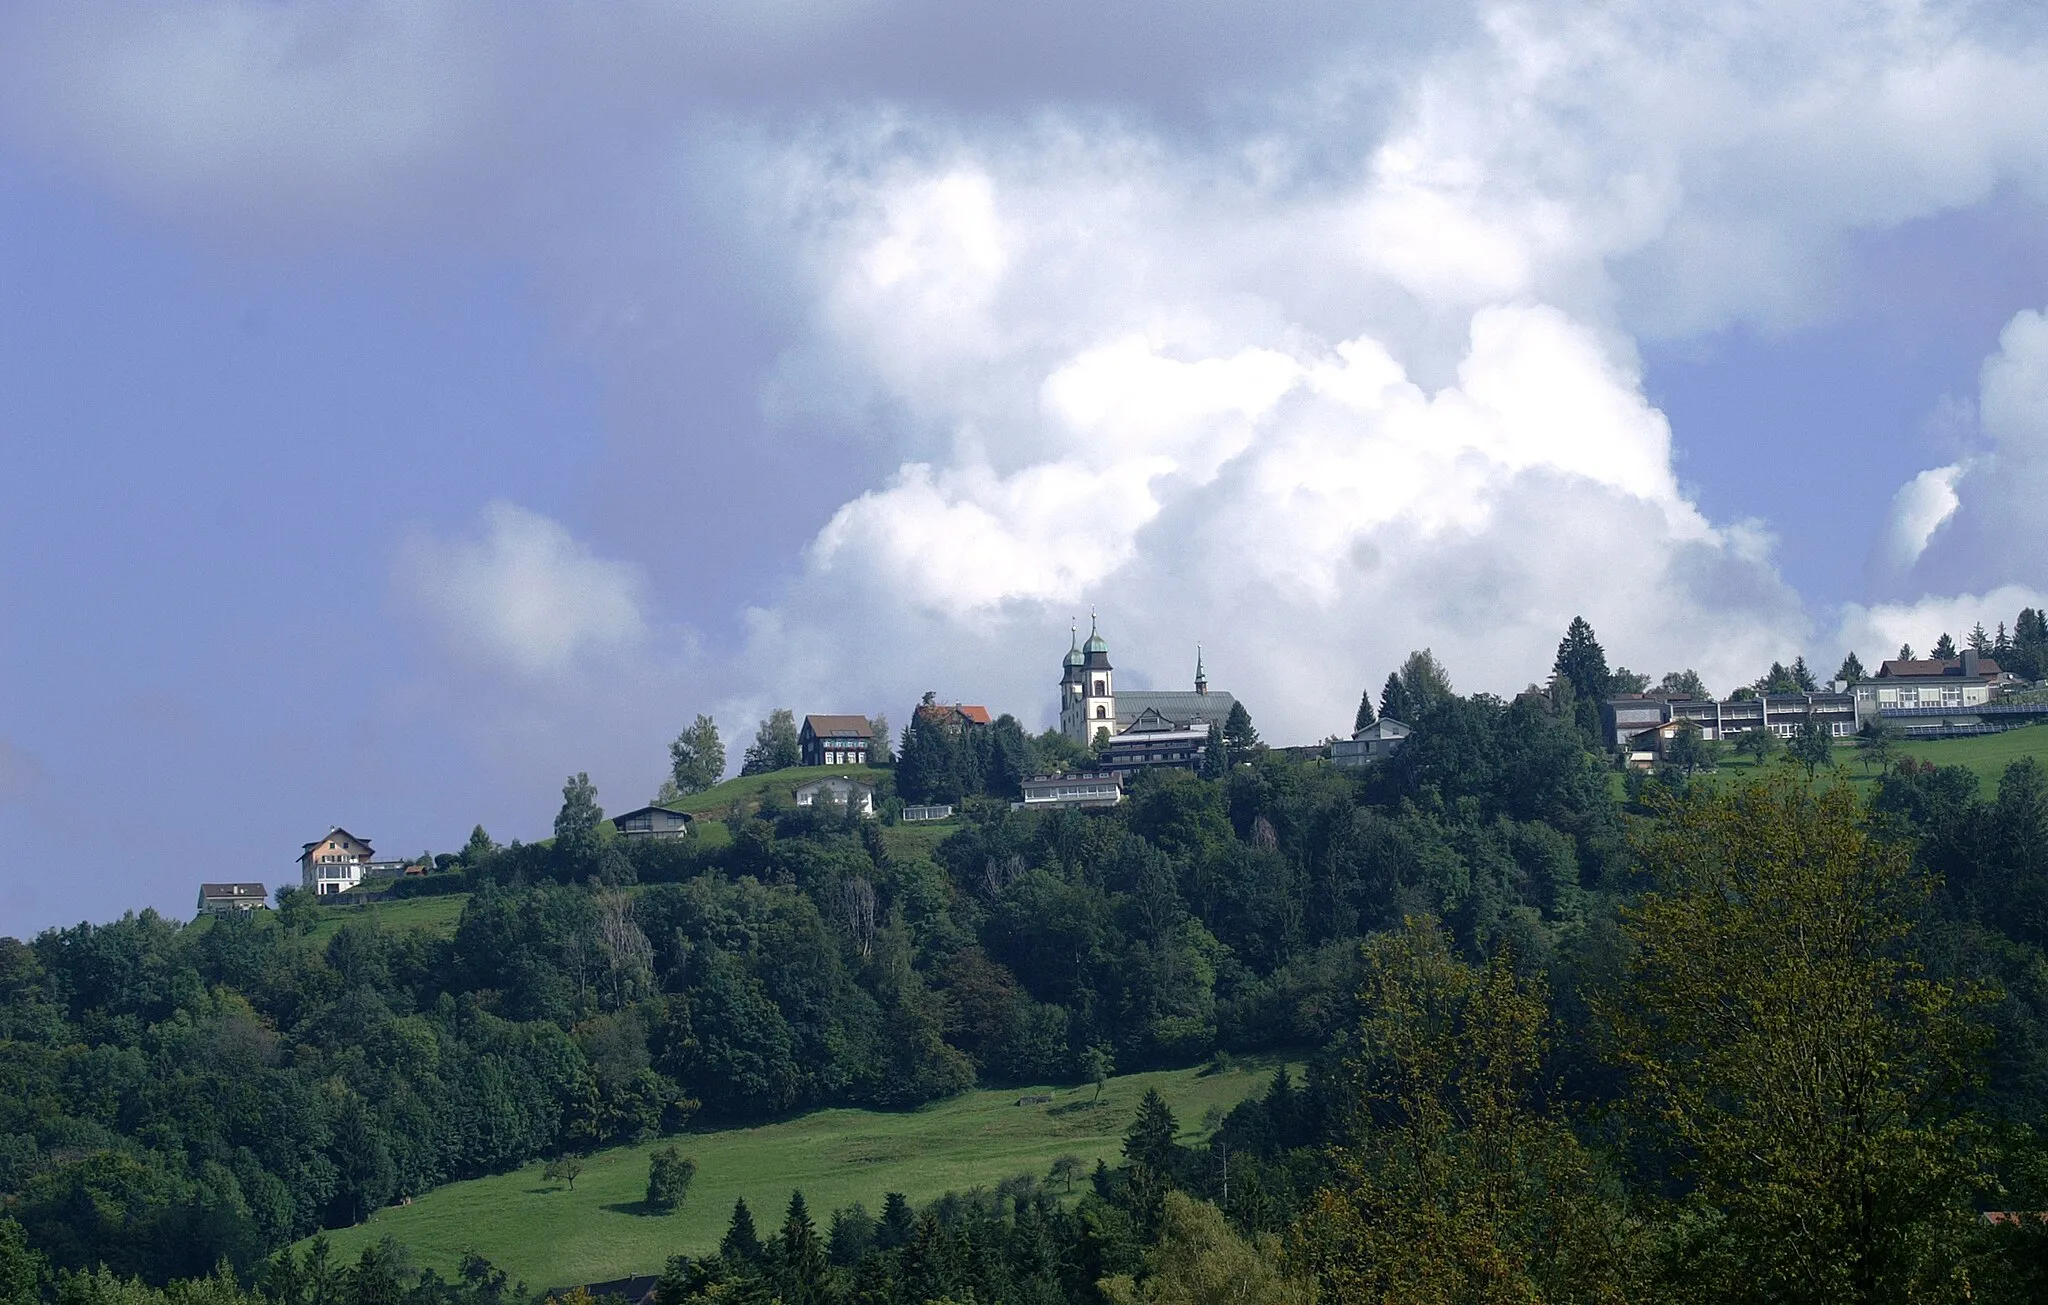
1885, 306, 2048, 599
397, 502, 648, 677
1836, 584, 2048, 667
20, 0, 2048, 742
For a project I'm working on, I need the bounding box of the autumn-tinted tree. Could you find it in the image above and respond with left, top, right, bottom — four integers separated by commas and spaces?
1606, 779, 1990, 1304
1299, 919, 1644, 1302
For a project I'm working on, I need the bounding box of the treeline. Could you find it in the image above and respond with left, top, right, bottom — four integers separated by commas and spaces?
13, 645, 2048, 1298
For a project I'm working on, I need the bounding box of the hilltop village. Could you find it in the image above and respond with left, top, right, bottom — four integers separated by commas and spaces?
191, 609, 2048, 916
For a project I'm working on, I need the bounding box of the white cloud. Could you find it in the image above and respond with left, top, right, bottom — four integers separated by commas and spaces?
1836, 584, 2048, 665
1877, 464, 1963, 573
1886, 305, 2048, 597
397, 502, 648, 677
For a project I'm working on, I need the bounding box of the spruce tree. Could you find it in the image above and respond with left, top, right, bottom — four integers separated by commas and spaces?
721, 1197, 764, 1264
1355, 686, 1377, 733
1553, 616, 1612, 704
1790, 656, 1818, 692
1834, 652, 1866, 686
1379, 671, 1411, 725
776, 1190, 828, 1304
1223, 701, 1260, 754
1897, 643, 1916, 662
876, 1192, 916, 1250
1968, 622, 1993, 656
1201, 722, 1228, 779
1932, 632, 1958, 661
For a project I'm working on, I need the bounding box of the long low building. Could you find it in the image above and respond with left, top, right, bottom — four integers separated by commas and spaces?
1605, 692, 1858, 747
1014, 773, 1123, 810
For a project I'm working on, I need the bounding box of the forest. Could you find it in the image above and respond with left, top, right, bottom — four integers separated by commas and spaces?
8, 630, 2048, 1303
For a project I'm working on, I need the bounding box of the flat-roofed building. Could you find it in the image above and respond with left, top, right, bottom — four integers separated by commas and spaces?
1016, 773, 1123, 810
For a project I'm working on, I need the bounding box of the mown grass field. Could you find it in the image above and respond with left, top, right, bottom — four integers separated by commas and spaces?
309, 1056, 1294, 1289
305, 893, 472, 942
664, 766, 895, 820
1710, 721, 2048, 796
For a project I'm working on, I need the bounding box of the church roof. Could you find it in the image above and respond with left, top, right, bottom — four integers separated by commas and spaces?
1116, 690, 1236, 731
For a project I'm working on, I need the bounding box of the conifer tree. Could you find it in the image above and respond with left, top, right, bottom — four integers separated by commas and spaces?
1378, 671, 1411, 725
1835, 652, 1866, 686
1968, 622, 1993, 656
775, 1191, 827, 1305
1201, 722, 1227, 780
1354, 686, 1376, 733
1898, 643, 1916, 661
721, 1197, 764, 1264
1223, 701, 1260, 755
1933, 632, 1958, 661
1791, 656, 1818, 692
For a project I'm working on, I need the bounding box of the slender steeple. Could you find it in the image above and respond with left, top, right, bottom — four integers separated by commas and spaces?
1195, 644, 1207, 695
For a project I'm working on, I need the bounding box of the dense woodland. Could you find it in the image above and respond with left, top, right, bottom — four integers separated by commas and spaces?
9, 619, 2048, 1302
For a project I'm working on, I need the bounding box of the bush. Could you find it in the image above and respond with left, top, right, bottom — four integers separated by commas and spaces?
645, 1147, 696, 1213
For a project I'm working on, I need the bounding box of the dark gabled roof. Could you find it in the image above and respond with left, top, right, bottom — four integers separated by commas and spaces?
801, 714, 874, 739
610, 805, 694, 824
1877, 658, 2001, 680
199, 882, 268, 898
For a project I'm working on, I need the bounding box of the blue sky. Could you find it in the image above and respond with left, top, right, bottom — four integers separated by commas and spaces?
5, 0, 2048, 934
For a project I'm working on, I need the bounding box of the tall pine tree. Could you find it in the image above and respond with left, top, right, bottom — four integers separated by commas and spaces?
1354, 686, 1377, 733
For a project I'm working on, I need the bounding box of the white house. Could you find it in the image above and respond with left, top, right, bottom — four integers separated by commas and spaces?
299, 827, 374, 896
1330, 718, 1412, 768
795, 777, 875, 817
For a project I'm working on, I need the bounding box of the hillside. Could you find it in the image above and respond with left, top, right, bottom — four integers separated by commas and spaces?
310, 1057, 1291, 1288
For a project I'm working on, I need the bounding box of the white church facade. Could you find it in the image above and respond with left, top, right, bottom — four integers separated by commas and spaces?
1058, 619, 1238, 746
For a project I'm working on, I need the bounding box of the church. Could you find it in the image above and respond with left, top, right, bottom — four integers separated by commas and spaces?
1058, 618, 1239, 745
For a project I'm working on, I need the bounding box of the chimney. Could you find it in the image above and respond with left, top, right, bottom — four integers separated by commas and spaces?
1962, 648, 1980, 678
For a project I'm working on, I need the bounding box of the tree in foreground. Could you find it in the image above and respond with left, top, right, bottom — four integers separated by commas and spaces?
740, 709, 802, 775
644, 1147, 696, 1213
1101, 1192, 1312, 1305
667, 714, 725, 795
1733, 727, 1776, 766
1296, 918, 1645, 1302
1605, 778, 1990, 1304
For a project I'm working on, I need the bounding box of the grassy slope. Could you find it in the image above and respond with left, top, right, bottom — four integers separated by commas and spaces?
310, 1057, 1292, 1288
305, 894, 471, 942
1713, 721, 2048, 796
665, 766, 895, 820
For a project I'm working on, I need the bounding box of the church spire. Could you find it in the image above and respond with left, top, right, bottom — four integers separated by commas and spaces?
1195, 644, 1207, 694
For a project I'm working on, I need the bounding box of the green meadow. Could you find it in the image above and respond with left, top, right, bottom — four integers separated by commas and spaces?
309, 1057, 1292, 1289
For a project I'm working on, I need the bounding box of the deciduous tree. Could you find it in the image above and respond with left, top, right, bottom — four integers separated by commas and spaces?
667, 715, 725, 795
1605, 779, 1991, 1304
740, 710, 801, 775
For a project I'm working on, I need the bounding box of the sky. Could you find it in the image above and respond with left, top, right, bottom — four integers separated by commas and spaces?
5, 0, 2048, 935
